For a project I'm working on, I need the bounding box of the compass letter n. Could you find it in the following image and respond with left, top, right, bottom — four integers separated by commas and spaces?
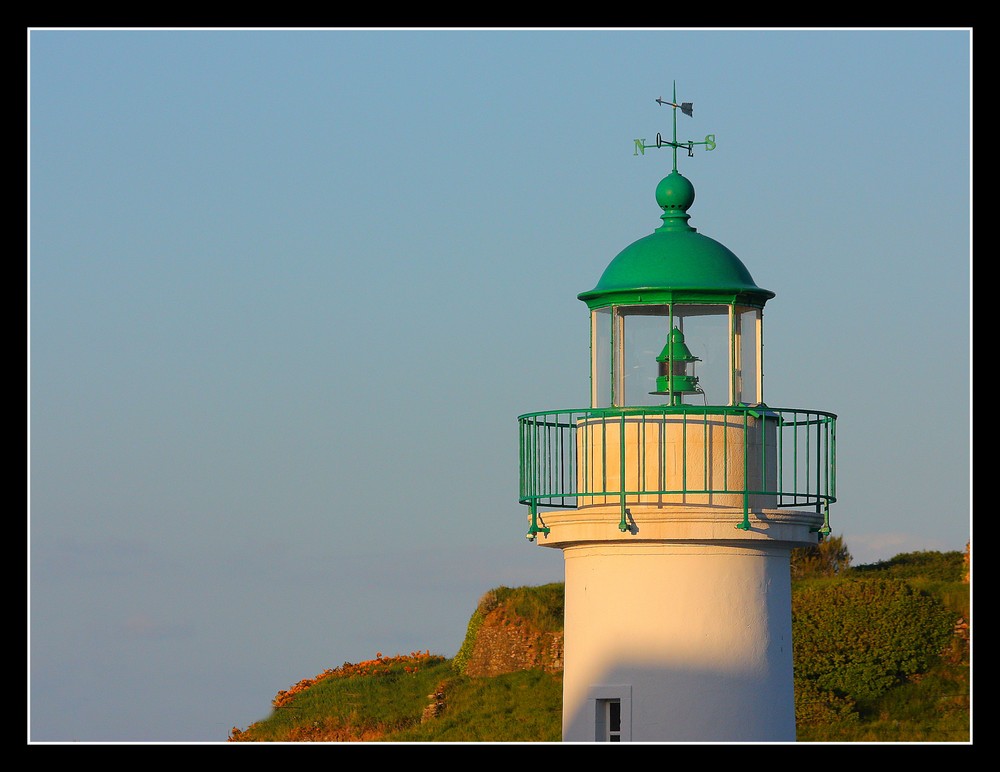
633, 138, 646, 156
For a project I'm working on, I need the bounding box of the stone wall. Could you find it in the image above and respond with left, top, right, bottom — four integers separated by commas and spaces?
461, 602, 564, 677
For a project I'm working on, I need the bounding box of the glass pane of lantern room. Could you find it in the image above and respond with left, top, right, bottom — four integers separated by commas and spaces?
591, 307, 612, 408
671, 305, 730, 406
737, 307, 761, 405
617, 306, 670, 406
614, 305, 736, 407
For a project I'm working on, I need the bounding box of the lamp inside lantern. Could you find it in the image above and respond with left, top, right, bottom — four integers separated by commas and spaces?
651, 326, 701, 404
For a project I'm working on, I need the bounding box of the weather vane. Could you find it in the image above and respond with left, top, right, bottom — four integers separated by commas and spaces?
633, 81, 717, 173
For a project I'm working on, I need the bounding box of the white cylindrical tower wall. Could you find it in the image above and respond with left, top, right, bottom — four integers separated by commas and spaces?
560, 541, 798, 742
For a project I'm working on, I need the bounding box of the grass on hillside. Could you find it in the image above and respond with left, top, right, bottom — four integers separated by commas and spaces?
385, 669, 562, 742
230, 653, 563, 742
230, 653, 454, 742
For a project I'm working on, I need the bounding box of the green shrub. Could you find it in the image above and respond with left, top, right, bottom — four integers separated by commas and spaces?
793, 677, 860, 727
851, 550, 965, 582
792, 578, 957, 705
791, 534, 852, 579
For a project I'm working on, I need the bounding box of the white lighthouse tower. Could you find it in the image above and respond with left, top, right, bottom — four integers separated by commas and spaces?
517, 87, 837, 742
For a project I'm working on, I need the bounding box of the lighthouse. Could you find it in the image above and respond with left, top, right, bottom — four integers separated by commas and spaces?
517, 86, 837, 742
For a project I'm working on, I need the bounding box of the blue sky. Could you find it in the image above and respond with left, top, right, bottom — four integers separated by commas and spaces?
28, 28, 971, 743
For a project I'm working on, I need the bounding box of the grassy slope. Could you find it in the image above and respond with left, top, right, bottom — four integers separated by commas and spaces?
230, 661, 562, 742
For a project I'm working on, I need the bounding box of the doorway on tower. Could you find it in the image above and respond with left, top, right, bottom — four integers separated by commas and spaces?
590, 684, 632, 742
600, 699, 621, 741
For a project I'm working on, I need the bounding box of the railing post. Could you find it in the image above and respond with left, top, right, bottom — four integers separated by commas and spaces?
736, 408, 751, 530
619, 413, 628, 532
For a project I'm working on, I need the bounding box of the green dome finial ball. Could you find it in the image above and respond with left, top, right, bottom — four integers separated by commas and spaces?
655, 171, 695, 212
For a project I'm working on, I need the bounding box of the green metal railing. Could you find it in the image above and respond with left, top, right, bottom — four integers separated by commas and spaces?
518, 404, 836, 539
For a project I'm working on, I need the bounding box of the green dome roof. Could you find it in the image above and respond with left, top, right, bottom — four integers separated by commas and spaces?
578, 171, 774, 309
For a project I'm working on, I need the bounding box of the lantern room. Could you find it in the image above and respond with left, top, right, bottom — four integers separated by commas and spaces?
579, 169, 774, 409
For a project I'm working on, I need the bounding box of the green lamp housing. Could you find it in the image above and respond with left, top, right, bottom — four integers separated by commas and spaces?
652, 326, 701, 400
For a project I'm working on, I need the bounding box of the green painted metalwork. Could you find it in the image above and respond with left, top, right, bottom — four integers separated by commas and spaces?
580, 83, 773, 312
519, 405, 836, 540
618, 411, 627, 532
651, 326, 701, 404
632, 82, 716, 172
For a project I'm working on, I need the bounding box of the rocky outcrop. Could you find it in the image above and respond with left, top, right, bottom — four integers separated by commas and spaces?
421, 681, 448, 723
460, 599, 563, 677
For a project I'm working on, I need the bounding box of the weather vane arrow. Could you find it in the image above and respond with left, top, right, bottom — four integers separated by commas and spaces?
635, 81, 716, 172
655, 96, 693, 116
